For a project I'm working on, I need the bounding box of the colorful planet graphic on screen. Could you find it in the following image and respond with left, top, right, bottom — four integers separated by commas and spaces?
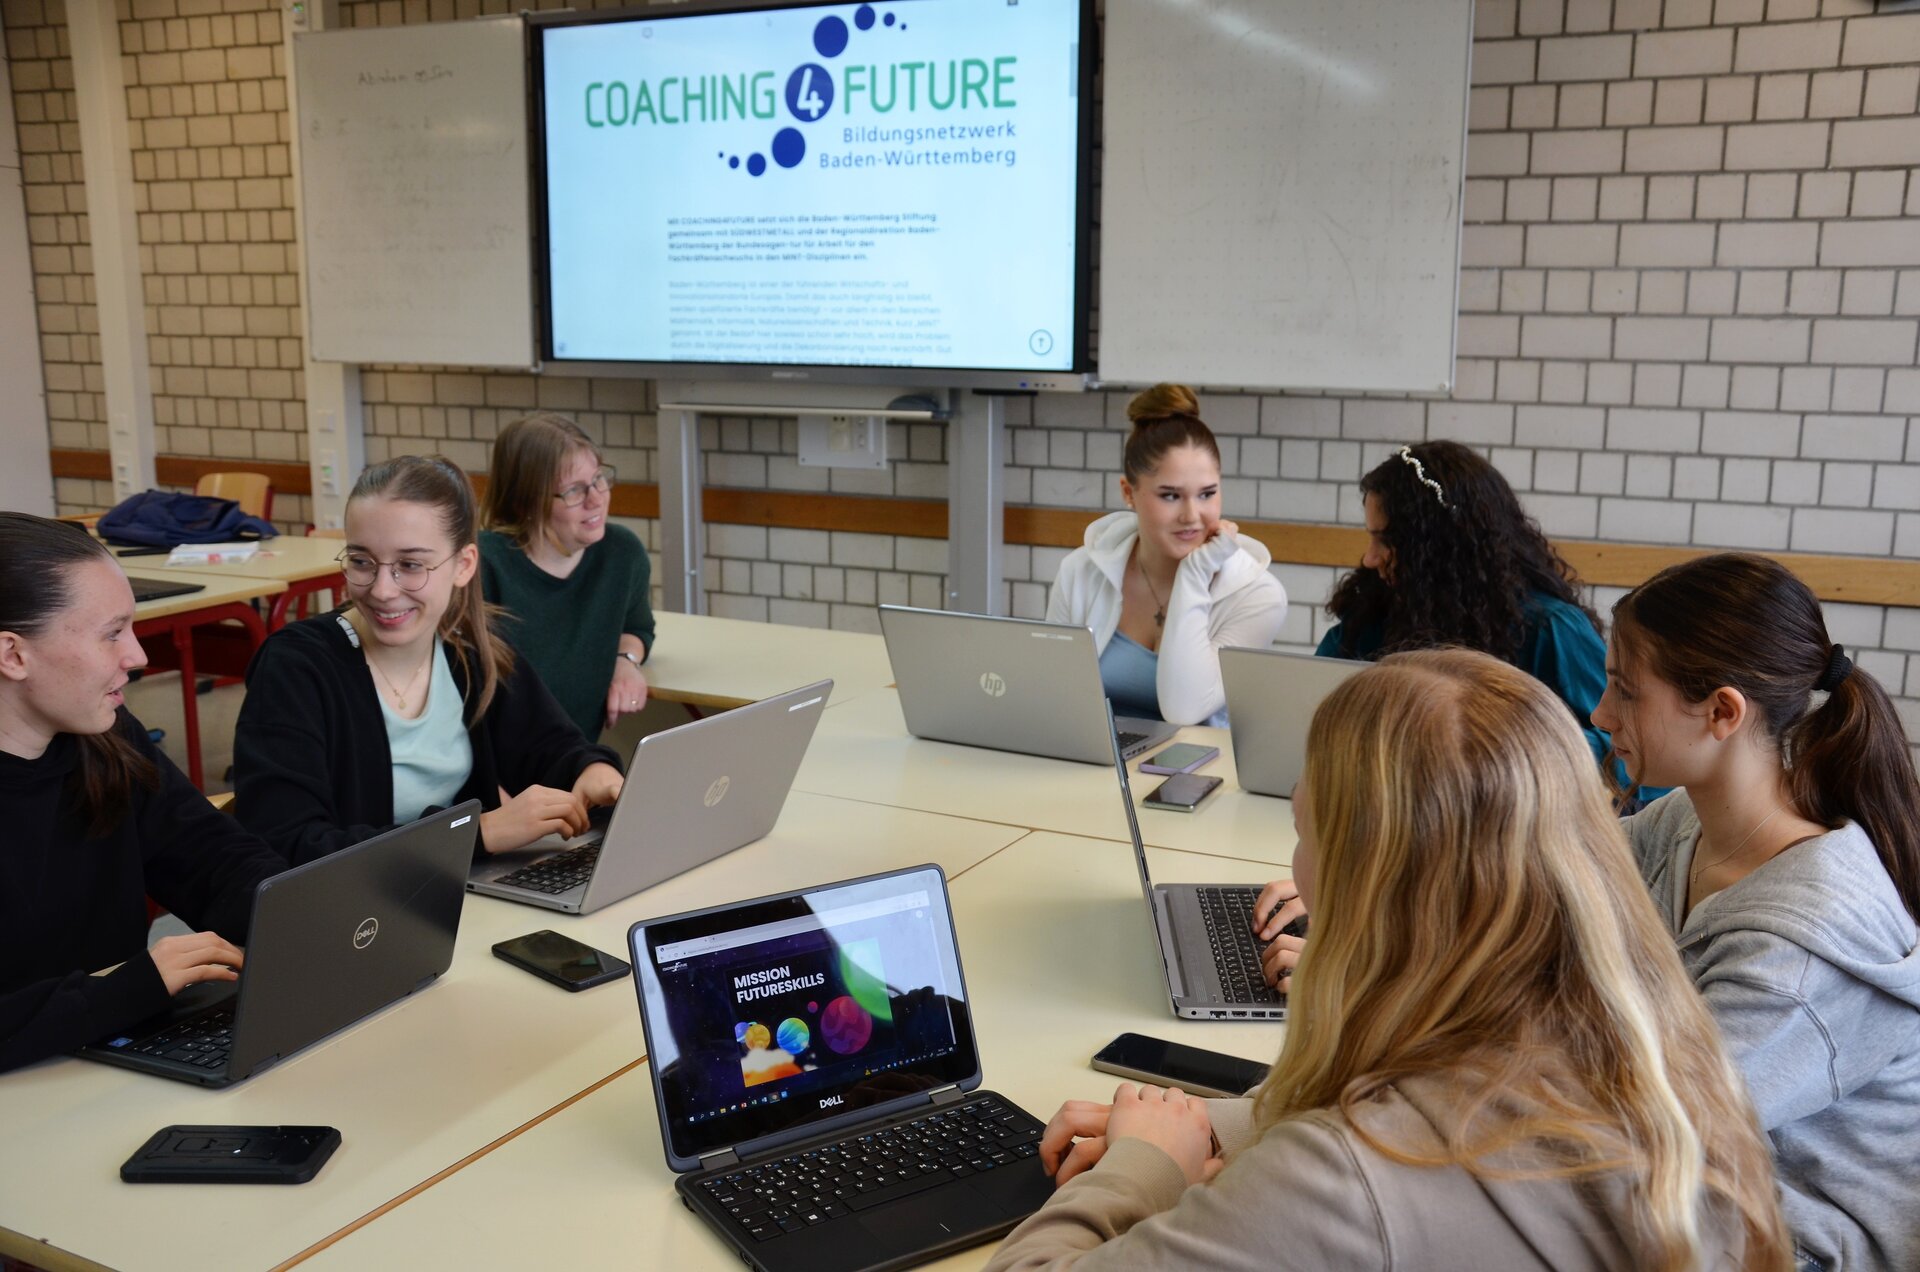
821, 995, 873, 1054
838, 948, 892, 1022
776, 1018, 810, 1054
740, 1021, 771, 1052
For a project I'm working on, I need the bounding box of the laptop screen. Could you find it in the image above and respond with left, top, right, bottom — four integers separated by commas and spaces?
630, 865, 979, 1167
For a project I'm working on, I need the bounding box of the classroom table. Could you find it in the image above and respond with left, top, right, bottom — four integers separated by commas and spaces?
647, 611, 894, 710
129, 568, 287, 789
0, 794, 1029, 1272
791, 687, 1298, 865
294, 834, 1290, 1272
126, 537, 348, 629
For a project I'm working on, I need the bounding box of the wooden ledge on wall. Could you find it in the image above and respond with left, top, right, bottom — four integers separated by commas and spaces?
46, 449, 1920, 608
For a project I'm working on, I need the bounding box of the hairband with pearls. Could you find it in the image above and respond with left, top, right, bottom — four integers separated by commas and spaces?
1396, 446, 1450, 510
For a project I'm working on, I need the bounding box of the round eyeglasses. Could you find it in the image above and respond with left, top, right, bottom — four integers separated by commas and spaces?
335, 550, 456, 592
554, 465, 616, 508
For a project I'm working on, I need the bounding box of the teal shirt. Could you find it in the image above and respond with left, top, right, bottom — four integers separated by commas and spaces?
384, 640, 472, 824
1098, 632, 1162, 722
478, 524, 656, 742
1316, 592, 1638, 786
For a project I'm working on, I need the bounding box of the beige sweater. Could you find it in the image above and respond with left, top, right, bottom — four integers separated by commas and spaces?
984, 1075, 1746, 1271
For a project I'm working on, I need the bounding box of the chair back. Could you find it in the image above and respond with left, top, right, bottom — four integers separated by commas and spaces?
195, 471, 274, 520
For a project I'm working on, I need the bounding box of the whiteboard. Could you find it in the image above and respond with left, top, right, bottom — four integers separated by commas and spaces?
1098, 0, 1473, 393
293, 18, 535, 368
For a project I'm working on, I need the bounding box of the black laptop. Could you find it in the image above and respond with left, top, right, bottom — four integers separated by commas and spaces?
78, 802, 479, 1086
127, 575, 205, 603
628, 864, 1052, 1272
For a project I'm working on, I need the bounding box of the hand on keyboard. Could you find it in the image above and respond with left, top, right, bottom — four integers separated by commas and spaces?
148, 931, 244, 995
480, 784, 591, 853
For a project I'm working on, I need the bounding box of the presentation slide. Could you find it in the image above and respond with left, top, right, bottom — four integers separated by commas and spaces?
540, 0, 1084, 371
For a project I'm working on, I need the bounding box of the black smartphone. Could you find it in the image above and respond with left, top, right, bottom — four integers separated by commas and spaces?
492, 929, 632, 991
121, 1125, 340, 1184
1142, 772, 1224, 812
1090, 1034, 1271, 1098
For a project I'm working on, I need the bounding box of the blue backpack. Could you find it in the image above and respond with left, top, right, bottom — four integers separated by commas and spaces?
96, 490, 279, 548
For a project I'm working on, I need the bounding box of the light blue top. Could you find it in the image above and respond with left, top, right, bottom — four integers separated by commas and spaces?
1099, 631, 1163, 723
383, 640, 473, 825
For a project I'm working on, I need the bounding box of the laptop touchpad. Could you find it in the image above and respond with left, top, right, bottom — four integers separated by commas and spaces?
856, 1187, 1004, 1248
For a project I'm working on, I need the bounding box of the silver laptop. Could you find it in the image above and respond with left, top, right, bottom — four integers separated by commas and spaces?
1108, 713, 1290, 1021
468, 680, 832, 914
879, 605, 1178, 765
1220, 647, 1367, 797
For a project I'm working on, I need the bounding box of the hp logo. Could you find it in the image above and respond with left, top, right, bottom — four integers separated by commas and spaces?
704, 776, 732, 807
979, 671, 1007, 698
353, 917, 379, 950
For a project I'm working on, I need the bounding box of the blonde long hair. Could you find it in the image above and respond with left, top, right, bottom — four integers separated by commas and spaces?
1254, 650, 1789, 1272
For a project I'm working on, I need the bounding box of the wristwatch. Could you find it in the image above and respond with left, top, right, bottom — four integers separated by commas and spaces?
617, 651, 643, 670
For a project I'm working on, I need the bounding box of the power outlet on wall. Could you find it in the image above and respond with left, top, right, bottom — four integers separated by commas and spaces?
798, 414, 888, 470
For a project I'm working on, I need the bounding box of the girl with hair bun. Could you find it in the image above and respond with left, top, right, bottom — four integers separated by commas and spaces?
234, 455, 624, 866
0, 512, 285, 1072
1595, 552, 1920, 1272
1046, 384, 1286, 726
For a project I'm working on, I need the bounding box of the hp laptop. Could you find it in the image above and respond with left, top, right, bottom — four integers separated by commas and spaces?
79, 802, 479, 1086
468, 680, 832, 914
629, 864, 1051, 1272
127, 575, 205, 604
878, 605, 1178, 765
1219, 647, 1367, 797
1109, 715, 1291, 1021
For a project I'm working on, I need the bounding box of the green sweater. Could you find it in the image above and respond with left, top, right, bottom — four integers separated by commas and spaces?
478, 524, 656, 741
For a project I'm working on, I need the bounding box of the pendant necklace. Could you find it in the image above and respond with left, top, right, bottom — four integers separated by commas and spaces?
368, 648, 433, 712
1136, 554, 1166, 629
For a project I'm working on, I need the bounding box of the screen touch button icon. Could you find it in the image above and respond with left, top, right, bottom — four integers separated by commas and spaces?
1028, 330, 1054, 356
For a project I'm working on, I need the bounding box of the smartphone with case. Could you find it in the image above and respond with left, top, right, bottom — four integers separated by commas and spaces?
1138, 743, 1220, 775
121, 1125, 340, 1184
1142, 772, 1223, 812
493, 929, 631, 991
1090, 1034, 1270, 1098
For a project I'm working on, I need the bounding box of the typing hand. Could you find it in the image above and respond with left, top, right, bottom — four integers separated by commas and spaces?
572, 762, 624, 809
1038, 1098, 1114, 1187
480, 784, 590, 854
1104, 1084, 1223, 1187
148, 932, 244, 995
1251, 878, 1306, 941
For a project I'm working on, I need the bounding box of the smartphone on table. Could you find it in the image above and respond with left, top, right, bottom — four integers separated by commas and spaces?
492, 930, 631, 991
1142, 772, 1223, 812
1090, 1034, 1271, 1099
121, 1125, 340, 1184
1138, 743, 1220, 775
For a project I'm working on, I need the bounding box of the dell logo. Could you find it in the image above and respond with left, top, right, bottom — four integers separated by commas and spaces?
353, 917, 379, 950
979, 671, 1007, 698
819, 1094, 844, 1109
704, 775, 731, 807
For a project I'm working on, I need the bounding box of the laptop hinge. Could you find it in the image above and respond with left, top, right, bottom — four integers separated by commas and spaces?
929, 1085, 964, 1107
698, 1148, 741, 1170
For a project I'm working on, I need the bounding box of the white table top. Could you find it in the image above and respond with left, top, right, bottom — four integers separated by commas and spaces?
296, 834, 1290, 1272
646, 612, 894, 710
128, 567, 287, 622
119, 536, 348, 584
0, 793, 1027, 1272
792, 688, 1298, 866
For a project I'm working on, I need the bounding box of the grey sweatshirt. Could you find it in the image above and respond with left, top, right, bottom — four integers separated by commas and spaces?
1625, 791, 1920, 1272
982, 1074, 1747, 1271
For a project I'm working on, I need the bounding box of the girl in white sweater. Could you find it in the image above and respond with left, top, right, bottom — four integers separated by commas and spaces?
1046, 384, 1286, 726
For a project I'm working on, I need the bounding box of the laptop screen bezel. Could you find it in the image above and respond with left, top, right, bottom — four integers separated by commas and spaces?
628, 864, 983, 1172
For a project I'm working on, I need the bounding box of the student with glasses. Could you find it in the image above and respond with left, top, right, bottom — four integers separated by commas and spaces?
477, 413, 656, 742
1, 513, 285, 1072
233, 455, 623, 866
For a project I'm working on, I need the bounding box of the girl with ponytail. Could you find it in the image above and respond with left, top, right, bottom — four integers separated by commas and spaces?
1593, 552, 1920, 1272
234, 456, 623, 865
1, 512, 285, 1072
1046, 384, 1286, 726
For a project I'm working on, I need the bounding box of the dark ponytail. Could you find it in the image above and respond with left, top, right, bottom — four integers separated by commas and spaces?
1615, 552, 1920, 922
347, 456, 515, 720
0, 512, 158, 835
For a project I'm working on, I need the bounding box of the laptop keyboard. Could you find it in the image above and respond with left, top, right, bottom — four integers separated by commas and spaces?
112, 1005, 235, 1071
697, 1095, 1043, 1244
1197, 887, 1284, 1003
494, 842, 600, 894
1116, 729, 1147, 753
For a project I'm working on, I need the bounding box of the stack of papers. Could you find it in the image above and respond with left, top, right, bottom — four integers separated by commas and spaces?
166, 542, 261, 565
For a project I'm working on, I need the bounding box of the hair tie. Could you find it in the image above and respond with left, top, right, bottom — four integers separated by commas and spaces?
1396, 446, 1450, 510
1815, 644, 1853, 693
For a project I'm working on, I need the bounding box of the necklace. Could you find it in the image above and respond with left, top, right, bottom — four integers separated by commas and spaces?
367, 647, 433, 712
1690, 806, 1783, 887
1136, 553, 1167, 629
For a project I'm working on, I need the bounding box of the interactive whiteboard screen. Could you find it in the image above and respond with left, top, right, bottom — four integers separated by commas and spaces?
534, 0, 1092, 383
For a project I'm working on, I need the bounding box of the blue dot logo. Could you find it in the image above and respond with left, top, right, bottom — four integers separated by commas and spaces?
883, 11, 895, 25
813, 15, 849, 58
771, 127, 806, 168
785, 63, 835, 121
747, 153, 767, 177
854, 4, 875, 30
728, 155, 739, 169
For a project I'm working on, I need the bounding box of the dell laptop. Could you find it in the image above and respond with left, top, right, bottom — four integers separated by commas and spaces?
79, 802, 479, 1086
468, 681, 832, 914
628, 864, 1051, 1272
1109, 714, 1290, 1021
878, 605, 1178, 766
1219, 646, 1367, 797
